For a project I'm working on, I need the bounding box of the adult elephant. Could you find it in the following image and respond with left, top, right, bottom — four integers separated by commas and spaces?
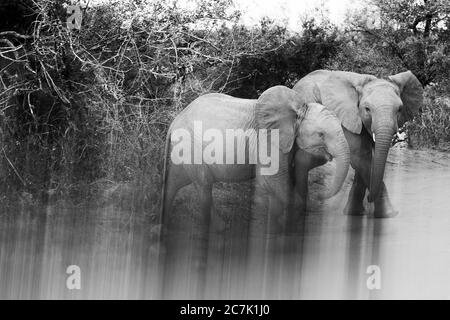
160, 85, 350, 233
293, 70, 424, 218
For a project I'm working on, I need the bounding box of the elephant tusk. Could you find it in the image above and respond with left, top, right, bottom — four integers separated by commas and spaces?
372, 133, 376, 143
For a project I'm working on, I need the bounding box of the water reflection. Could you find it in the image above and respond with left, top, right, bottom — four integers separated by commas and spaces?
0, 207, 161, 299
0, 147, 450, 299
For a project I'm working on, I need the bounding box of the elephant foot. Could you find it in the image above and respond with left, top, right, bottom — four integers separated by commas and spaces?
373, 196, 399, 218
373, 208, 399, 219
343, 201, 365, 216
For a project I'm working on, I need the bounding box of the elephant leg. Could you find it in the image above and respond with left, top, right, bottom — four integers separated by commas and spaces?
191, 173, 226, 233
344, 130, 398, 218
342, 128, 369, 216
192, 181, 213, 229
267, 196, 285, 234
351, 165, 397, 218
373, 182, 398, 218
345, 164, 394, 217
294, 164, 309, 216
285, 187, 299, 233
343, 171, 366, 216
189, 181, 213, 298
184, 165, 215, 227
249, 187, 267, 236
293, 149, 327, 219
250, 178, 287, 235
285, 166, 308, 233
161, 164, 191, 229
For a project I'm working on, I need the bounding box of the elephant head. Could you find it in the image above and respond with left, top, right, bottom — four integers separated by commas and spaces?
295, 70, 424, 202
255, 86, 350, 198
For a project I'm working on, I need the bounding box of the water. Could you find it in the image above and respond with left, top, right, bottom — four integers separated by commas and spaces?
0, 146, 449, 299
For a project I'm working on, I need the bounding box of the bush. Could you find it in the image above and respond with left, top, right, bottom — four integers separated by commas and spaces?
325, 41, 404, 77
407, 87, 450, 151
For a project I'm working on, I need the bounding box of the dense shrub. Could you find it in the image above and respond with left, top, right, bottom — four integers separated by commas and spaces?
325, 41, 404, 77
407, 88, 450, 151
231, 18, 342, 98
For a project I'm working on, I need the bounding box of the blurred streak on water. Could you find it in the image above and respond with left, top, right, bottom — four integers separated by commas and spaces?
0, 145, 449, 299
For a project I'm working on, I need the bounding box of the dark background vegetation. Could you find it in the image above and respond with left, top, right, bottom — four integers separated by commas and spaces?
0, 0, 449, 210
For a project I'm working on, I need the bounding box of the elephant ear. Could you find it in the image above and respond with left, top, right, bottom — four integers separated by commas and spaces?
293, 79, 322, 104
388, 71, 424, 127
319, 74, 364, 134
256, 86, 304, 154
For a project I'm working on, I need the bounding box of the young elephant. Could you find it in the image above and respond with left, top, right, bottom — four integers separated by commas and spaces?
160, 86, 350, 232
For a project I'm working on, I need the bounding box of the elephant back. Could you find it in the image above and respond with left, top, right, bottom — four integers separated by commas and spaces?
293, 70, 331, 103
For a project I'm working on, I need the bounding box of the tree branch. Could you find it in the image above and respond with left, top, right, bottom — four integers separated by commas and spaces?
0, 31, 32, 39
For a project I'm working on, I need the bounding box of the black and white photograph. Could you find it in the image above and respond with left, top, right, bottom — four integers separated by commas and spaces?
0, 0, 449, 301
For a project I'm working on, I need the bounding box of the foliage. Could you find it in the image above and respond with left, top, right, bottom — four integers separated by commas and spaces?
325, 40, 404, 77
232, 17, 342, 98
0, 0, 341, 208
345, 0, 450, 85
407, 87, 450, 151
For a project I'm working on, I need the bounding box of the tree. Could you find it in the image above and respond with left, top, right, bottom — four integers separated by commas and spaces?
229, 17, 343, 98
346, 0, 450, 85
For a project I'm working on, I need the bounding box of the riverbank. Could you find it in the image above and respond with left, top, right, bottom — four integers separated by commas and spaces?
2, 143, 449, 221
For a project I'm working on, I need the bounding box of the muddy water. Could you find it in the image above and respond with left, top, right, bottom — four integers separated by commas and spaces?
0, 145, 449, 299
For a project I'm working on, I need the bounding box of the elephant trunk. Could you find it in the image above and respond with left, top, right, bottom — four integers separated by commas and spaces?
368, 122, 396, 202
321, 129, 350, 199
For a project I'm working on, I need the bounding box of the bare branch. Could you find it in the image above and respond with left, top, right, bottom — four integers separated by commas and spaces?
0, 31, 32, 39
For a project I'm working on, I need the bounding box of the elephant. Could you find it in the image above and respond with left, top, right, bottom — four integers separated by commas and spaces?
159, 85, 350, 234
293, 70, 424, 218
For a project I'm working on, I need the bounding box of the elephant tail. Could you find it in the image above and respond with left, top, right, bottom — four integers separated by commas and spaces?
159, 130, 171, 226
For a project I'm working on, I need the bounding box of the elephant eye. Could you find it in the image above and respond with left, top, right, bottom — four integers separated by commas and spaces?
365, 107, 371, 113
318, 132, 325, 138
